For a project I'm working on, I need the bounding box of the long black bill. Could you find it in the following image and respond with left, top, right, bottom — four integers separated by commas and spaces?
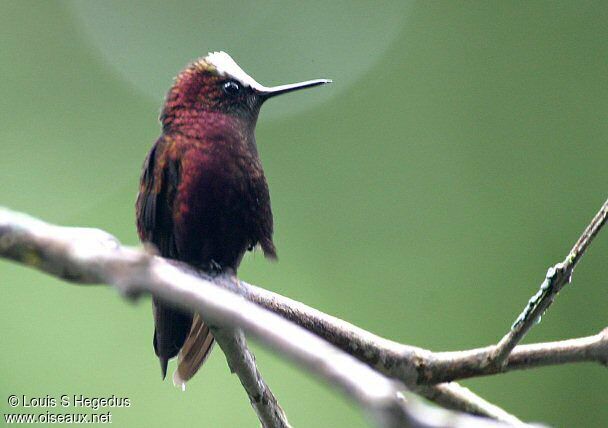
259, 79, 332, 99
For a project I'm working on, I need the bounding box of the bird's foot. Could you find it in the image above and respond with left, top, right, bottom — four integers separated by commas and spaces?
207, 260, 223, 276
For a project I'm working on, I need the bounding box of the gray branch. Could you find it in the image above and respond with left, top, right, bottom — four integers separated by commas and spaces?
489, 197, 608, 367
212, 327, 290, 427
241, 283, 607, 383
222, 280, 524, 424
425, 329, 608, 383
0, 207, 530, 428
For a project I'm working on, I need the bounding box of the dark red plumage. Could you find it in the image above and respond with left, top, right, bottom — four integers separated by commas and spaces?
135, 52, 329, 384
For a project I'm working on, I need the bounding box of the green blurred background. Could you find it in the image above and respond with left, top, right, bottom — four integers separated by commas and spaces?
1, 1, 607, 426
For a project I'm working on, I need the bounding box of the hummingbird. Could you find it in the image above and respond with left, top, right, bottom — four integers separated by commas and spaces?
136, 51, 330, 386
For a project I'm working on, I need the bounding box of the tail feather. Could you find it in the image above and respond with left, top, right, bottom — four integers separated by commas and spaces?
173, 313, 215, 389
159, 356, 169, 380
152, 298, 193, 380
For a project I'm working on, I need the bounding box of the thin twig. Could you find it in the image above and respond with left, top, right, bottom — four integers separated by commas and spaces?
401, 396, 543, 428
414, 384, 525, 426
489, 198, 608, 367
212, 327, 290, 428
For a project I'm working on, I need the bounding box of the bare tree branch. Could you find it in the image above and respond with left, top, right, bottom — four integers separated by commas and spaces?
242, 283, 608, 386
0, 207, 527, 428
488, 197, 608, 367
211, 327, 290, 427
241, 282, 520, 421
3, 203, 604, 426
414, 384, 525, 426
400, 396, 541, 428
424, 329, 608, 383
224, 279, 523, 423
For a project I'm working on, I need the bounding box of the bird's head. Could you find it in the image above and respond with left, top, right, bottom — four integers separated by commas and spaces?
161, 51, 330, 131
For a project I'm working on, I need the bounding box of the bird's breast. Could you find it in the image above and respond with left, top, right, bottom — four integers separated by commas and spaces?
172, 141, 265, 270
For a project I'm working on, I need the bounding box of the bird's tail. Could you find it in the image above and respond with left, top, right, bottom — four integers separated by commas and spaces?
173, 313, 215, 390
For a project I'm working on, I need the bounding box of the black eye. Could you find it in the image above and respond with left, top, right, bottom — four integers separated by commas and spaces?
223, 81, 241, 95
